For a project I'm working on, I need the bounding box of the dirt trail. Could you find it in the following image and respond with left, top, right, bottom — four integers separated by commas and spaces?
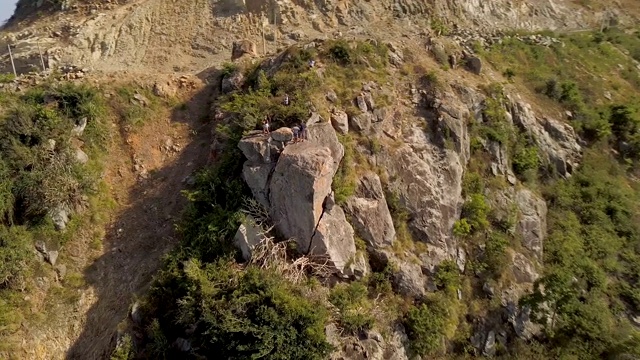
14, 72, 216, 360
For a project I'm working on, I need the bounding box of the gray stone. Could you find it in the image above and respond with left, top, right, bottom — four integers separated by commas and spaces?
309, 205, 356, 275
465, 56, 483, 75
393, 260, 426, 298
271, 127, 293, 142
55, 264, 67, 280
130, 301, 142, 324
349, 112, 372, 133
238, 132, 279, 164
50, 203, 71, 231
46, 139, 56, 151
419, 246, 449, 275
355, 94, 369, 112
330, 110, 349, 134
515, 189, 547, 260
242, 162, 274, 209
306, 121, 345, 169
71, 117, 87, 137
231, 40, 256, 60
510, 252, 539, 284
363, 92, 376, 111
483, 330, 496, 357
35, 240, 47, 254
344, 172, 396, 249
269, 142, 336, 252
221, 70, 245, 94
344, 252, 370, 280
46, 250, 58, 266
174, 338, 192, 352
483, 282, 495, 297
326, 90, 338, 103
75, 148, 89, 164
233, 215, 264, 262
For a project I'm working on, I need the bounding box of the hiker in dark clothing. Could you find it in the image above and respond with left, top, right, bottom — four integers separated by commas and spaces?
299, 122, 307, 141
262, 116, 270, 134
292, 125, 300, 143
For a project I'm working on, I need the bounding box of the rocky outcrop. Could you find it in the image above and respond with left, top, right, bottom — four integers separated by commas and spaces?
221, 69, 245, 94
509, 98, 582, 177
269, 142, 336, 251
330, 109, 349, 134
345, 173, 396, 249
233, 215, 264, 261
238, 114, 357, 275
309, 205, 357, 274
393, 260, 427, 298
231, 40, 257, 60
329, 325, 410, 360
514, 189, 547, 260
510, 252, 540, 284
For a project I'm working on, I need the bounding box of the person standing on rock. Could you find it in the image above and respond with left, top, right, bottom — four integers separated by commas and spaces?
262, 116, 270, 134
292, 125, 300, 143
299, 122, 307, 142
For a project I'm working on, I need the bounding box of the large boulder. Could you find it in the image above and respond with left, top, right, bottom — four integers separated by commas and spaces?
50, 203, 71, 231
515, 189, 547, 260
221, 70, 245, 94
269, 142, 337, 252
238, 132, 279, 164
345, 173, 396, 249
271, 127, 293, 143
242, 163, 275, 209
502, 286, 542, 340
349, 113, 372, 133
306, 121, 345, 169
309, 205, 357, 275
330, 109, 349, 134
233, 216, 263, 261
393, 260, 426, 298
509, 98, 581, 177
510, 252, 540, 284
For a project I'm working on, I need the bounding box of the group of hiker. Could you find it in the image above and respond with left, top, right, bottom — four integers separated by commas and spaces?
261, 92, 308, 143
262, 115, 307, 143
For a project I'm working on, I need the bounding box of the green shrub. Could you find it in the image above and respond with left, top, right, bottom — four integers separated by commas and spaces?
453, 219, 471, 237
151, 260, 332, 359
404, 296, 449, 356
333, 135, 357, 205
484, 233, 510, 276
329, 281, 375, 334
434, 260, 460, 295
0, 226, 32, 289
328, 40, 353, 65
110, 334, 134, 360
512, 144, 539, 176
461, 193, 490, 233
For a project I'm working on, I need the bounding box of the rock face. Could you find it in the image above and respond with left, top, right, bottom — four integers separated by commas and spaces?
269, 142, 336, 252
509, 98, 582, 177
242, 163, 274, 209
233, 215, 264, 261
238, 131, 279, 164
50, 203, 71, 231
514, 189, 547, 260
305, 121, 345, 170
221, 69, 245, 94
309, 205, 356, 274
231, 40, 257, 60
345, 173, 396, 249
393, 260, 426, 298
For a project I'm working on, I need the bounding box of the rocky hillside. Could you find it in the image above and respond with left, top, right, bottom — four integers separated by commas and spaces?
0, 1, 640, 360
1, 0, 638, 75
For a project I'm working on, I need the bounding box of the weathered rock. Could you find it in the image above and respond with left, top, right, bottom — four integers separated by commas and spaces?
174, 338, 192, 352
270, 142, 336, 252
130, 301, 142, 324
75, 148, 89, 164
502, 287, 542, 340
349, 112, 372, 133
345, 172, 395, 249
71, 117, 87, 136
355, 95, 369, 112
393, 260, 426, 298
55, 264, 67, 280
509, 98, 581, 177
271, 127, 293, 143
35, 240, 47, 254
483, 281, 496, 297
50, 203, 71, 231
465, 56, 483, 75
483, 330, 496, 357
510, 252, 539, 284
231, 40, 256, 60
46, 250, 58, 266
238, 132, 279, 164
152, 81, 176, 98
362, 92, 375, 111
233, 215, 264, 262
242, 162, 274, 208
515, 189, 547, 260
221, 70, 245, 94
344, 252, 370, 280
306, 121, 345, 169
309, 205, 357, 275
326, 90, 338, 103
419, 246, 449, 275
330, 109, 349, 134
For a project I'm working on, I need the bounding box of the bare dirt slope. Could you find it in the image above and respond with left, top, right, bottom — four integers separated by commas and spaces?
12, 72, 216, 360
